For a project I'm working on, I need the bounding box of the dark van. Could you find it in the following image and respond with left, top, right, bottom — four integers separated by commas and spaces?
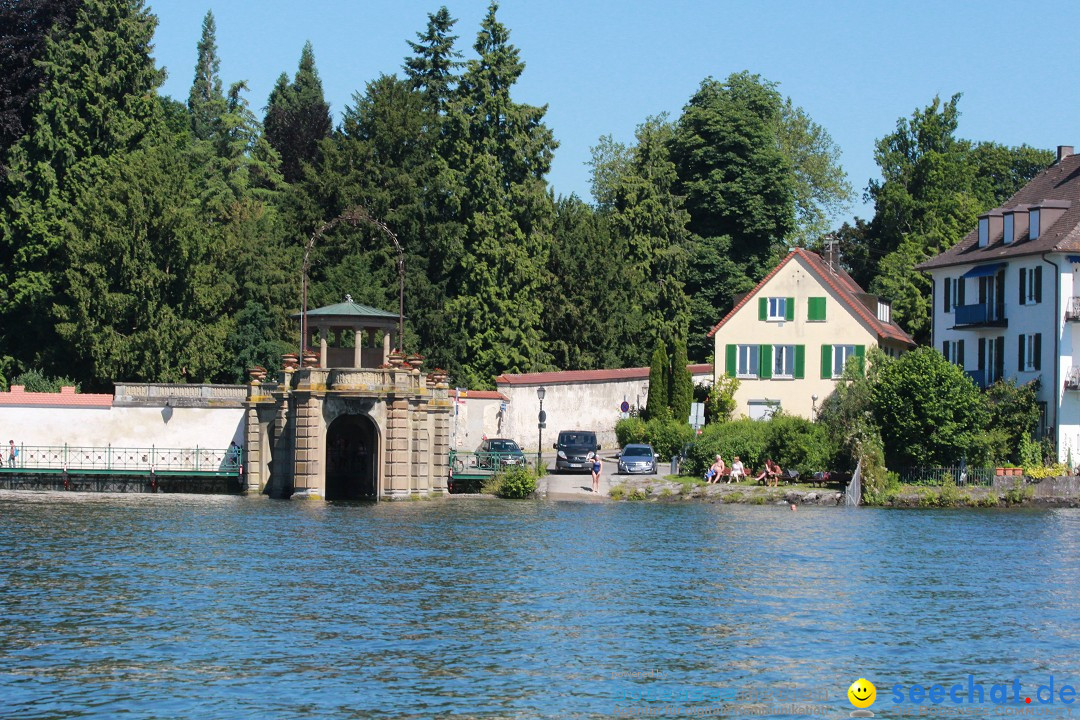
553, 430, 600, 473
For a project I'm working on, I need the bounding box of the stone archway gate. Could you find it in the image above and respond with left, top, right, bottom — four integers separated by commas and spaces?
244, 364, 452, 499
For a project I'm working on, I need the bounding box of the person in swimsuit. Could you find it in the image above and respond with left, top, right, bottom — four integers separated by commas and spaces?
591, 453, 603, 493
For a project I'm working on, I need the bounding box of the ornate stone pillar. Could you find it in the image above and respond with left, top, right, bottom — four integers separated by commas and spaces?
385, 379, 411, 498
293, 392, 321, 496
411, 370, 430, 494
319, 326, 328, 369
382, 331, 391, 364
353, 327, 362, 368
430, 374, 451, 493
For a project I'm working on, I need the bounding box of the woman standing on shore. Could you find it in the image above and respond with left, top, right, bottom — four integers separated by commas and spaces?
591, 453, 603, 493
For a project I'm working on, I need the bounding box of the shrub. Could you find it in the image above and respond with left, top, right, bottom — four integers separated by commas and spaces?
984, 379, 1041, 465
10, 369, 80, 393
683, 416, 834, 478
615, 417, 648, 448
872, 347, 986, 468
644, 418, 694, 460
609, 484, 626, 501
705, 375, 739, 424
1025, 463, 1068, 480
484, 466, 539, 498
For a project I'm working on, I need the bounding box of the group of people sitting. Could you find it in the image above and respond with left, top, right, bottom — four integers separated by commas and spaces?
704, 454, 783, 487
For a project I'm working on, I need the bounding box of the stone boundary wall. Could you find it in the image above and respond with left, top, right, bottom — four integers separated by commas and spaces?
993, 475, 1080, 498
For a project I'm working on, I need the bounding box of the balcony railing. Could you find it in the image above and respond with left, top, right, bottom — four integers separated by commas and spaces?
954, 302, 1006, 328
1067, 297, 1080, 322
966, 369, 987, 389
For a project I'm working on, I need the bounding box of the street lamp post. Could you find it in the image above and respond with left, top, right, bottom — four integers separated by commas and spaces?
536, 386, 547, 469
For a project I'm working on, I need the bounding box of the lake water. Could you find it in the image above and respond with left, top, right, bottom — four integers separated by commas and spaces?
1, 492, 1078, 719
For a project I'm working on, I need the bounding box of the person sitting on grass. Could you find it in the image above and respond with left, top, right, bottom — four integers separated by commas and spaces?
728, 456, 745, 484
767, 460, 782, 488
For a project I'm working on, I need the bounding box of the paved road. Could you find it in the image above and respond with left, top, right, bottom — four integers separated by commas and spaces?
539, 453, 665, 499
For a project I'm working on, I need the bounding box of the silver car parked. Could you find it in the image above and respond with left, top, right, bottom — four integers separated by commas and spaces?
617, 444, 658, 474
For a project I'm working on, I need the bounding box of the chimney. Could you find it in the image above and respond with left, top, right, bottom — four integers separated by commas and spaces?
1058, 145, 1073, 164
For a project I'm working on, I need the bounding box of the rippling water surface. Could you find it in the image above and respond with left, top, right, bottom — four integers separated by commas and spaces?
0, 492, 1077, 719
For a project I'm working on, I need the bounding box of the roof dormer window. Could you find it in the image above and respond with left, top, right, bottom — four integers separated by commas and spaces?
1004, 213, 1014, 244
1030, 208, 1040, 240
978, 217, 989, 247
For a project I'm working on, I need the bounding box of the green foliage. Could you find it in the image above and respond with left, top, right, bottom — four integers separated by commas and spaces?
645, 340, 670, 421
493, 465, 538, 499
10, 369, 79, 393
263, 41, 332, 183
608, 484, 626, 501
403, 6, 462, 114
1002, 479, 1033, 506
439, 2, 556, 387
615, 417, 648, 448
1, 0, 165, 376
705, 375, 739, 424
858, 433, 895, 505
865, 94, 1053, 343
668, 339, 693, 423
224, 301, 293, 383
672, 72, 795, 359
684, 415, 833, 478
643, 418, 694, 461
983, 379, 1041, 465
872, 347, 986, 468
817, 347, 890, 471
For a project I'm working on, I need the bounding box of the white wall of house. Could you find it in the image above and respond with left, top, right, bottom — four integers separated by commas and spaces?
0, 406, 245, 450
929, 256, 1068, 460
712, 254, 895, 420
449, 396, 507, 451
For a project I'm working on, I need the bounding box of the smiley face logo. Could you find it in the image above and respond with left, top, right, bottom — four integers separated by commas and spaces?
848, 678, 876, 709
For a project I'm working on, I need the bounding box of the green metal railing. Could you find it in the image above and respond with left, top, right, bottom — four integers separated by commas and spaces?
1, 444, 243, 476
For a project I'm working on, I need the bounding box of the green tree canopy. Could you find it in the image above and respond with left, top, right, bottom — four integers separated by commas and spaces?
871, 347, 986, 468
264, 41, 332, 183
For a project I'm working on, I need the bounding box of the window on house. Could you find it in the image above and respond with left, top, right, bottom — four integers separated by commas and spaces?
877, 302, 891, 323
979, 336, 1005, 384
768, 297, 787, 321
1020, 267, 1042, 305
833, 345, 856, 377
1004, 213, 1014, 244
773, 345, 795, 378
807, 297, 826, 322
737, 344, 759, 378
1018, 333, 1042, 372
943, 277, 964, 312
942, 339, 965, 368
1030, 209, 1041, 240
978, 217, 989, 247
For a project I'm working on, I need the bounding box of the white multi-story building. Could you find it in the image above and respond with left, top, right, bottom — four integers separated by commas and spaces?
919, 145, 1080, 461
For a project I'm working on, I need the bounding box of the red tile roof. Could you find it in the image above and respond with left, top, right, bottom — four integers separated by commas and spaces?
0, 385, 113, 408
496, 364, 712, 386
706, 248, 915, 346
918, 153, 1080, 269
449, 389, 510, 401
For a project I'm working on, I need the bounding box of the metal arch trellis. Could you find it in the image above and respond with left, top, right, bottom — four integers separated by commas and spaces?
299, 206, 406, 358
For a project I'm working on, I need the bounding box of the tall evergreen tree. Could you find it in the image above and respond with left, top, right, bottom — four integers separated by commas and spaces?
0, 0, 165, 375
263, 41, 332, 183
669, 339, 693, 423
645, 340, 670, 420
403, 6, 462, 114
187, 11, 226, 141
440, 2, 557, 387
0, 0, 80, 174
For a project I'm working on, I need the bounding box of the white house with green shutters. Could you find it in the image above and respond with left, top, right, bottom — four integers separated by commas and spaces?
708, 248, 914, 419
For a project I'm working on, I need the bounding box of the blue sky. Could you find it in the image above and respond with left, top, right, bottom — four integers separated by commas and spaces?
148, 0, 1080, 222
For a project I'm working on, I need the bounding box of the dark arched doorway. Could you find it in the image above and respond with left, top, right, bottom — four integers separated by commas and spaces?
326, 414, 378, 500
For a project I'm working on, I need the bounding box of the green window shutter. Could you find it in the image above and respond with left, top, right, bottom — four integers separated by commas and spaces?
794, 345, 805, 379
758, 344, 773, 379
785, 297, 795, 321
821, 345, 832, 379
807, 297, 826, 321
758, 297, 767, 321
725, 344, 737, 378
854, 345, 866, 376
